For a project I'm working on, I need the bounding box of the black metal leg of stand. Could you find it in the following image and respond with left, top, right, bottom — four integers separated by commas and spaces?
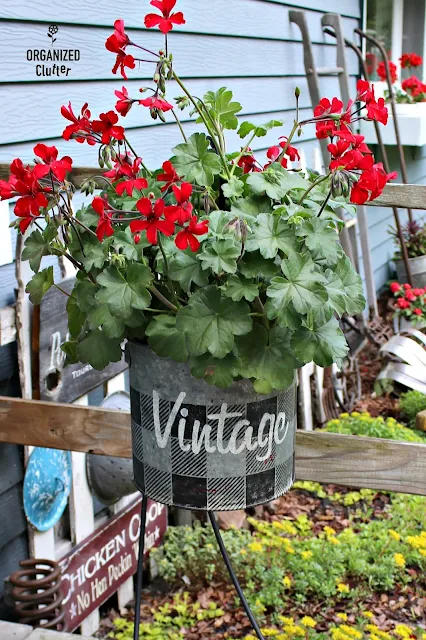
133, 494, 148, 640
208, 511, 265, 640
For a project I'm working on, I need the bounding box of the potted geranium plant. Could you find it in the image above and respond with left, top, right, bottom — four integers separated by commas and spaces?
391, 220, 426, 288
0, 1, 395, 511
390, 281, 426, 331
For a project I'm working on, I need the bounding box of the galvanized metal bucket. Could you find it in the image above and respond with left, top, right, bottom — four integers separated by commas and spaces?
127, 342, 297, 511
395, 255, 426, 288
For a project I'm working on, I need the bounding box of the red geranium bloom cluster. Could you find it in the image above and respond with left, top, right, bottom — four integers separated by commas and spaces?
139, 95, 174, 112
400, 52, 423, 68
61, 102, 96, 145
175, 216, 209, 251
92, 111, 125, 144
144, 0, 185, 34
104, 155, 148, 196
313, 97, 352, 139
105, 19, 135, 80
266, 137, 300, 168
92, 196, 114, 241
130, 198, 175, 245
0, 144, 73, 232
164, 182, 193, 224
391, 282, 426, 320
157, 160, 181, 191
377, 61, 397, 83
401, 75, 426, 98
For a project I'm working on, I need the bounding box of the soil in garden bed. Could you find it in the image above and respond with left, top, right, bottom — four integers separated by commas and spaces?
98, 483, 426, 639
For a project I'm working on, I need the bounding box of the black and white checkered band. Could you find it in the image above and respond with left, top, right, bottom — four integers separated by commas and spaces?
130, 384, 296, 511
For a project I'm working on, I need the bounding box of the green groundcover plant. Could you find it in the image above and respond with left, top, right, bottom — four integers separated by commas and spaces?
399, 390, 426, 428
322, 411, 426, 443
0, 1, 396, 392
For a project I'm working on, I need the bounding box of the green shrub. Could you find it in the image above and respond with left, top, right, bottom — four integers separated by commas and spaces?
322, 411, 426, 443
399, 390, 426, 428
108, 592, 224, 639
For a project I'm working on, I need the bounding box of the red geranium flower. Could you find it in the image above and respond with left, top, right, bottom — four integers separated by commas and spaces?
2, 161, 50, 231
103, 156, 148, 196
33, 143, 73, 182
413, 307, 423, 316
413, 288, 425, 296
356, 79, 375, 104
314, 97, 351, 139
130, 198, 175, 244
115, 87, 134, 117
144, 0, 185, 34
157, 160, 181, 191
366, 98, 388, 125
175, 216, 209, 251
350, 160, 397, 204
92, 196, 114, 241
403, 283, 412, 290
105, 19, 131, 53
92, 111, 125, 144
400, 52, 422, 68
112, 51, 135, 81
405, 290, 417, 302
237, 149, 261, 174
165, 182, 193, 224
397, 298, 410, 309
61, 102, 96, 145
390, 282, 401, 293
377, 61, 397, 83
139, 95, 174, 112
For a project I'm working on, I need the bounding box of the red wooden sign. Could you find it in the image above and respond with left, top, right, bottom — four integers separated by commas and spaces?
59, 497, 167, 632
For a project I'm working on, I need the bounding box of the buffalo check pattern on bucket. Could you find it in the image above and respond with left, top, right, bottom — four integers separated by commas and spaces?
130, 384, 296, 511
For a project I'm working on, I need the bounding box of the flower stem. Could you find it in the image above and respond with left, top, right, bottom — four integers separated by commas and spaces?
53, 283, 71, 297
172, 72, 231, 178
297, 175, 329, 206
171, 109, 188, 142
317, 190, 332, 217
158, 235, 179, 308
124, 136, 152, 175
254, 296, 269, 329
230, 132, 257, 177
149, 285, 178, 313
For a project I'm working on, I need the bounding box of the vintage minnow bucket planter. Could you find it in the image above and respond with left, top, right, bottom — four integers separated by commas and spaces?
128, 343, 296, 510
1, 3, 394, 512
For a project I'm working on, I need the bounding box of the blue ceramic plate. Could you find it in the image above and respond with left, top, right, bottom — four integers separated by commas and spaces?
23, 448, 72, 532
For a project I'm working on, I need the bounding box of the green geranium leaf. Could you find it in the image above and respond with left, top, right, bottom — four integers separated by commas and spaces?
222, 177, 244, 199
246, 213, 297, 259
189, 353, 241, 388
265, 300, 302, 330
335, 255, 366, 316
26, 266, 54, 305
231, 196, 272, 220
223, 275, 259, 302
296, 217, 341, 265
199, 239, 241, 274
77, 205, 99, 229
67, 294, 86, 339
207, 210, 234, 237
201, 87, 242, 130
80, 235, 110, 271
74, 280, 98, 313
239, 251, 280, 278
168, 249, 209, 291
76, 330, 122, 370
171, 133, 222, 187
22, 228, 55, 273
146, 315, 188, 363
176, 285, 252, 358
96, 264, 153, 318
291, 317, 348, 367
324, 269, 346, 317
236, 325, 299, 393
267, 253, 327, 314
87, 304, 126, 339
247, 167, 287, 200
61, 339, 79, 364
238, 119, 283, 139
113, 226, 147, 260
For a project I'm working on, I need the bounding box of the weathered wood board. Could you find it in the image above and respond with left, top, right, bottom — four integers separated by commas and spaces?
0, 395, 425, 496
37, 278, 127, 403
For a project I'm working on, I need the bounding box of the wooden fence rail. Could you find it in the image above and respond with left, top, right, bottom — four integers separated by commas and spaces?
0, 395, 425, 496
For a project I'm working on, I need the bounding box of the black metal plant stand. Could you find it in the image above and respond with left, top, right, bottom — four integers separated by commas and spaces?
133, 496, 266, 640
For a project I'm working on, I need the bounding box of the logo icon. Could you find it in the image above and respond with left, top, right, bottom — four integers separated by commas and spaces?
47, 24, 59, 45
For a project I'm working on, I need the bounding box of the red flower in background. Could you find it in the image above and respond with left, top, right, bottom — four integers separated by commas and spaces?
377, 61, 397, 83
400, 52, 422, 68
0, 159, 51, 231
33, 144, 72, 182
397, 298, 410, 310
144, 0, 185, 34
175, 216, 208, 251
266, 137, 300, 168
130, 198, 175, 245
237, 150, 261, 174
413, 307, 423, 316
139, 95, 174, 112
115, 87, 134, 117
92, 111, 125, 144
61, 102, 95, 145
390, 282, 401, 293
157, 160, 181, 191
165, 182, 193, 224
92, 196, 114, 241
402, 75, 426, 97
